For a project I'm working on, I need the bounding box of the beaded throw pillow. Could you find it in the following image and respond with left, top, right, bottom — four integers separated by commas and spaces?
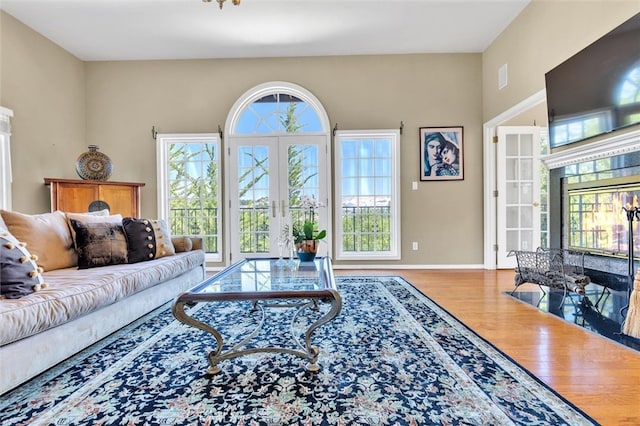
0, 231, 46, 299
122, 218, 176, 264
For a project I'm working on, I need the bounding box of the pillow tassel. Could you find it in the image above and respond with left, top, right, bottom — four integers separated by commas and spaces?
32, 281, 47, 292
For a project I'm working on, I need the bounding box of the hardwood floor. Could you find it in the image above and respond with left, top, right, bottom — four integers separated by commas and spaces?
333, 268, 640, 426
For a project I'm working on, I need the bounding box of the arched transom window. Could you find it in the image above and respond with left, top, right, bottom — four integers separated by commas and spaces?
228, 82, 328, 136
618, 61, 640, 126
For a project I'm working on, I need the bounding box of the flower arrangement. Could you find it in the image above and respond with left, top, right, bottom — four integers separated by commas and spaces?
292, 195, 326, 250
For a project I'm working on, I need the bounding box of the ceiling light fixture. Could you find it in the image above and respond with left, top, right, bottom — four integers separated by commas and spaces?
203, 0, 241, 10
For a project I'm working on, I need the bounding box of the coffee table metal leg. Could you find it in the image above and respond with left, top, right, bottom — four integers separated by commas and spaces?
173, 291, 342, 374
291, 291, 342, 371
172, 300, 227, 374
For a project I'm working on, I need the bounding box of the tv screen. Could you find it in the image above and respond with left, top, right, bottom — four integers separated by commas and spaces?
545, 12, 640, 148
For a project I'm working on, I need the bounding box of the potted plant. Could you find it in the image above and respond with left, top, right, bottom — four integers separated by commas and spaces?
292, 196, 326, 262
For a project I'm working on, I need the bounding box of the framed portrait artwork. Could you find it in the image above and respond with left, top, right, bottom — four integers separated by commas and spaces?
419, 126, 464, 181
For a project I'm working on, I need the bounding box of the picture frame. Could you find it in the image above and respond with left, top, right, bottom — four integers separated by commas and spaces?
419, 126, 464, 181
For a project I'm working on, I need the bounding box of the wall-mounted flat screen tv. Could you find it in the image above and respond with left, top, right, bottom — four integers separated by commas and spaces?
545, 12, 640, 149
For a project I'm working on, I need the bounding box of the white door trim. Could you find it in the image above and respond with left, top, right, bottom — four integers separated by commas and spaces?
483, 89, 546, 269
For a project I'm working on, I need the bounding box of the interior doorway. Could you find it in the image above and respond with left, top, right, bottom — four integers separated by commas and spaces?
482, 89, 547, 269
495, 126, 546, 269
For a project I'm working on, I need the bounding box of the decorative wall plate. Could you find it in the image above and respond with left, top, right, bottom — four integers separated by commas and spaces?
88, 200, 110, 212
76, 145, 112, 181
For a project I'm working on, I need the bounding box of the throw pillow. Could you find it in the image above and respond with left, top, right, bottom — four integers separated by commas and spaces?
69, 219, 128, 269
0, 231, 46, 299
65, 211, 122, 248
0, 210, 76, 271
122, 218, 176, 264
152, 219, 176, 258
172, 236, 193, 253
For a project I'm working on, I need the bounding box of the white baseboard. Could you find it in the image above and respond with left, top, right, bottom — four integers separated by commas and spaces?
206, 263, 485, 273
331, 264, 485, 270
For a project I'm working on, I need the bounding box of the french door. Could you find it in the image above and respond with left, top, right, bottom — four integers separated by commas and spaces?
228, 134, 328, 261
496, 126, 543, 268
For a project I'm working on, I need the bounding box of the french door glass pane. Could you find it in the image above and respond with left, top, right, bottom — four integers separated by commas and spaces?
237, 145, 270, 253
288, 144, 321, 224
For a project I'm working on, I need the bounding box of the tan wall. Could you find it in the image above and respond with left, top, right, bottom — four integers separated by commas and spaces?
0, 12, 86, 213
3, 1, 640, 266
0, 13, 485, 266
483, 0, 640, 124
84, 55, 484, 266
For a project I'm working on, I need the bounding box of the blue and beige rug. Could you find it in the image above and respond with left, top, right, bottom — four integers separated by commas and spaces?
1, 276, 597, 425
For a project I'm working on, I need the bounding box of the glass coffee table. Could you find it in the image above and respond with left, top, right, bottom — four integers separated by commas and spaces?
172, 257, 341, 374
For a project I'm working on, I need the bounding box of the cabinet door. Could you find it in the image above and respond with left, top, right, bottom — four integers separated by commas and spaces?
55, 183, 99, 213
99, 185, 138, 217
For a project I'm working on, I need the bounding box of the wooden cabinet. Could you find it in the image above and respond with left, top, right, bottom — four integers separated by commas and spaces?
44, 178, 145, 217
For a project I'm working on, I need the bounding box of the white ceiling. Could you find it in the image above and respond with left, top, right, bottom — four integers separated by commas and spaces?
0, 0, 530, 61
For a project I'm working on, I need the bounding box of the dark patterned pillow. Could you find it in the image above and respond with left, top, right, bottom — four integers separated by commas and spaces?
122, 218, 176, 264
0, 231, 46, 299
70, 219, 128, 269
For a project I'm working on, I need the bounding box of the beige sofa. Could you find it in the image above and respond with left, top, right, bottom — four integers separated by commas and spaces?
0, 210, 206, 394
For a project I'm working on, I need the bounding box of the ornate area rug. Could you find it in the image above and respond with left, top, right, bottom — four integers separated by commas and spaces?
1, 276, 597, 425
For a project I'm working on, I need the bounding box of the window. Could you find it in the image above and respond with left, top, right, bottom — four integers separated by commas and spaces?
549, 109, 613, 148
0, 107, 13, 210
225, 82, 331, 262
618, 63, 640, 106
334, 130, 400, 260
156, 134, 222, 262
235, 93, 323, 134
618, 62, 640, 126
567, 182, 640, 256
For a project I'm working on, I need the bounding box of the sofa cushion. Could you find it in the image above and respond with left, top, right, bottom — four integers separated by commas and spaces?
0, 231, 46, 299
122, 218, 176, 263
0, 249, 205, 346
0, 210, 76, 271
70, 220, 128, 269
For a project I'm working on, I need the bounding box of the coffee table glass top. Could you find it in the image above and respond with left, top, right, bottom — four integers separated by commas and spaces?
185, 257, 335, 298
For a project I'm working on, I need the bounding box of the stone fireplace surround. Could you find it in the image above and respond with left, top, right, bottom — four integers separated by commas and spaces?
543, 128, 640, 291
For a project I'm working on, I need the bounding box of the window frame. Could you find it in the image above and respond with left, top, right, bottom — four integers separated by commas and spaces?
0, 107, 14, 211
334, 129, 401, 260
156, 133, 222, 263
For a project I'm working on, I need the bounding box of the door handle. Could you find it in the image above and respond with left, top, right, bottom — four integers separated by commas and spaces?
533, 202, 540, 207
281, 200, 286, 217
272, 200, 276, 217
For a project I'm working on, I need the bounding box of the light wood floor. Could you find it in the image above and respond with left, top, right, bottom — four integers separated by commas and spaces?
333, 269, 640, 426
